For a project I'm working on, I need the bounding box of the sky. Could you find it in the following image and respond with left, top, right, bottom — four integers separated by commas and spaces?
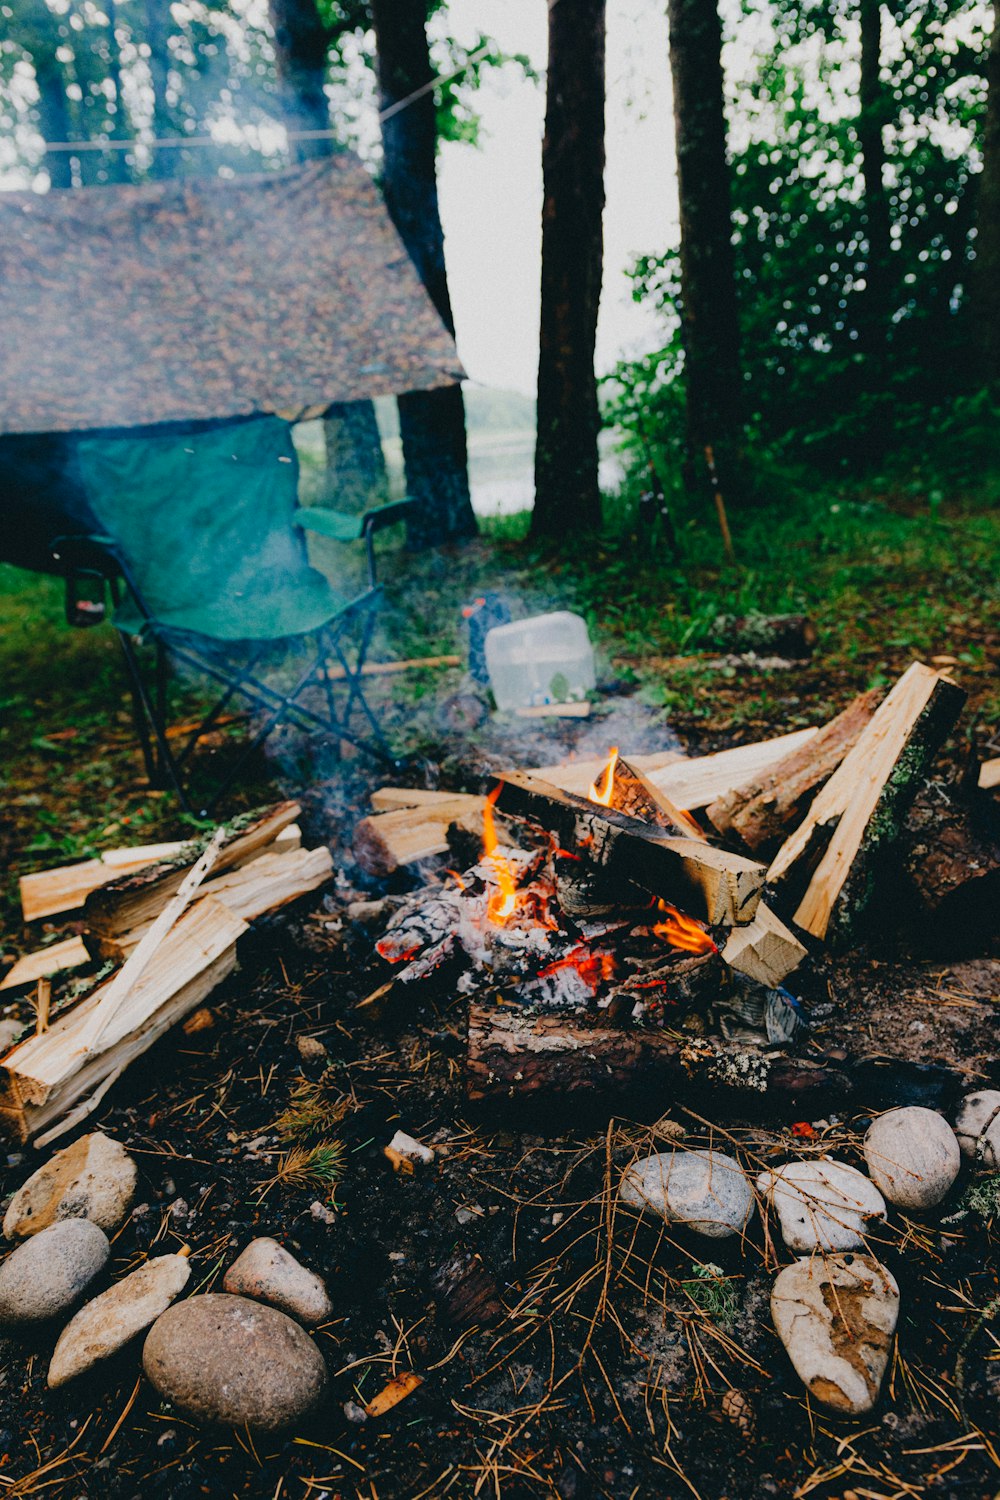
436, 0, 680, 397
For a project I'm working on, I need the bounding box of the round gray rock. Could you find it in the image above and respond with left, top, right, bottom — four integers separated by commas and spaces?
863, 1107, 960, 1210
142, 1293, 328, 1431
3, 1132, 136, 1240
954, 1090, 1000, 1168
771, 1252, 899, 1414
49, 1251, 191, 1388
756, 1159, 886, 1252
223, 1237, 332, 1326
0, 1219, 109, 1327
620, 1149, 754, 1238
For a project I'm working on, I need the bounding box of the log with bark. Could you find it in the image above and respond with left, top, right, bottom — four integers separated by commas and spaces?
465, 1004, 848, 1111
19, 840, 188, 923
767, 664, 966, 944
492, 773, 764, 925
604, 756, 707, 840
899, 782, 1000, 948
708, 613, 818, 660
83, 802, 301, 942
706, 690, 880, 854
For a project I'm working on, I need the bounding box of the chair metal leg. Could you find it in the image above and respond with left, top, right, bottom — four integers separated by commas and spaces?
116, 633, 194, 814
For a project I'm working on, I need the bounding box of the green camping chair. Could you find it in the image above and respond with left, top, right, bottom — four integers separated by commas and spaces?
53, 417, 413, 815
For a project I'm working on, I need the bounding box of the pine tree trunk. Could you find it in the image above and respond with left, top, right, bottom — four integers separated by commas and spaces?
973, 0, 1000, 389
370, 0, 476, 548
323, 401, 388, 508
144, 0, 175, 180
531, 0, 606, 540
667, 0, 743, 493
268, 0, 331, 160
857, 0, 891, 367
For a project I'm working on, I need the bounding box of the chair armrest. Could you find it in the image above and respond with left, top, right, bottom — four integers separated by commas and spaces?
51, 532, 122, 573
293, 508, 364, 543
360, 499, 417, 537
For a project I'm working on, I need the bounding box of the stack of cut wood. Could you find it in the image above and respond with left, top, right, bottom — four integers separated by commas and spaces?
0, 802, 332, 1144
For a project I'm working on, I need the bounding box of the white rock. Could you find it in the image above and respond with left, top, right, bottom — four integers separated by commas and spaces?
863, 1107, 960, 1210
4, 1132, 136, 1240
756, 1160, 886, 1252
223, 1238, 332, 1326
771, 1252, 899, 1414
954, 1091, 1000, 1168
620, 1149, 754, 1239
385, 1130, 435, 1169
0, 1219, 109, 1326
48, 1252, 191, 1388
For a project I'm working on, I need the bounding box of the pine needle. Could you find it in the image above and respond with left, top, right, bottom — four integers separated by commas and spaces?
257, 1140, 346, 1203
274, 1071, 353, 1142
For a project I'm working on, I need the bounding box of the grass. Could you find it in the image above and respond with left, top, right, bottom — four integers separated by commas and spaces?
1, 461, 997, 943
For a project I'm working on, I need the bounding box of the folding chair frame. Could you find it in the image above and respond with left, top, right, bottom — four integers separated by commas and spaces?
53, 501, 413, 816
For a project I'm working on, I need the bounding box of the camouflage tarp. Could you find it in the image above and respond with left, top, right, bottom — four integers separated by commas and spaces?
0, 155, 465, 435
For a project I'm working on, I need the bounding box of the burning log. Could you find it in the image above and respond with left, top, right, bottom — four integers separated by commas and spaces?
0, 899, 247, 1145
720, 903, 807, 988
82, 802, 302, 944
465, 1004, 848, 1109
529, 727, 818, 804
492, 773, 764, 926
768, 664, 966, 944
706, 690, 880, 854
594, 752, 707, 840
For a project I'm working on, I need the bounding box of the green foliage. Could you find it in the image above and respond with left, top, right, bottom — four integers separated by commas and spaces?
681, 1262, 740, 1324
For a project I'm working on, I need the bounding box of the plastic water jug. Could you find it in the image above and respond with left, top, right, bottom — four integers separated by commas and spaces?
484, 611, 596, 710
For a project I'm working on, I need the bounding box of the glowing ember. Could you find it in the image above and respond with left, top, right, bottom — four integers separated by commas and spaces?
651, 900, 717, 955
538, 947, 615, 989
588, 746, 620, 807
483, 785, 518, 924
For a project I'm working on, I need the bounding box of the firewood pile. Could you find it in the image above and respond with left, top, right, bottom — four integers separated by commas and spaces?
0, 804, 332, 1145
357, 660, 999, 1112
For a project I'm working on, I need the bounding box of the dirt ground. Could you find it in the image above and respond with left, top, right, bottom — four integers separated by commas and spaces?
1, 701, 999, 1500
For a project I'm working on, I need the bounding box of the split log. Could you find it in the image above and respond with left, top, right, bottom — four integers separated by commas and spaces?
83, 802, 301, 942
0, 899, 247, 1144
606, 757, 707, 840
370, 787, 475, 812
19, 842, 187, 923
706, 690, 880, 854
0, 937, 91, 993
529, 728, 818, 804
492, 773, 764, 925
720, 904, 807, 988
465, 1004, 847, 1109
354, 795, 486, 876
708, 613, 818, 659
769, 664, 966, 944
87, 847, 335, 963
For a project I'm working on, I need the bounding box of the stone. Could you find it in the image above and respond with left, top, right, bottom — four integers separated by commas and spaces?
954, 1090, 1000, 1168
620, 1149, 754, 1238
142, 1293, 328, 1431
771, 1253, 899, 1414
48, 1252, 191, 1388
223, 1238, 332, 1327
756, 1160, 886, 1252
0, 1219, 109, 1327
3, 1132, 136, 1240
863, 1107, 961, 1210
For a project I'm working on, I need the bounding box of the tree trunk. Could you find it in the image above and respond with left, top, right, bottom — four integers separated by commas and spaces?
267, 0, 331, 160
323, 401, 388, 508
857, 0, 892, 367
370, 0, 476, 549
144, 0, 175, 180
27, 0, 74, 190
102, 0, 131, 184
973, 0, 1000, 388
531, 0, 606, 539
667, 0, 743, 492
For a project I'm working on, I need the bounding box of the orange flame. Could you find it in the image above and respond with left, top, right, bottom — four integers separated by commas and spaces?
538, 948, 615, 989
651, 901, 717, 955
483, 785, 518, 924
588, 746, 620, 806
